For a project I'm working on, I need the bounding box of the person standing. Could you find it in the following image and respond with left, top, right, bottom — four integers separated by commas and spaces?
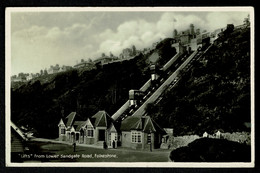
112, 140, 115, 149
73, 142, 76, 152
103, 141, 107, 149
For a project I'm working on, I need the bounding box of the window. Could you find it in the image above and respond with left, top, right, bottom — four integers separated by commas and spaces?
115, 133, 117, 141
147, 134, 151, 144
131, 131, 142, 143
87, 127, 94, 137
61, 128, 65, 134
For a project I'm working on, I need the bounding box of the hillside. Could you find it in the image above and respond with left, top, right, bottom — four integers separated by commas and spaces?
11, 38, 176, 138
11, 26, 251, 139
146, 27, 251, 135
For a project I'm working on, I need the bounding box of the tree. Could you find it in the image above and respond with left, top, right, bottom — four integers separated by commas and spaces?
18, 73, 24, 77
44, 69, 48, 75
40, 70, 43, 75
132, 45, 136, 56
109, 52, 114, 58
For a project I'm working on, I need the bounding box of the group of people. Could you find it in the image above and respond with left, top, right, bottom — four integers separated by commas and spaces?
103, 140, 116, 149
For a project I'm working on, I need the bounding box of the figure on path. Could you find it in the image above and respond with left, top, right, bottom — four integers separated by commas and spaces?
73, 142, 76, 152
112, 140, 115, 149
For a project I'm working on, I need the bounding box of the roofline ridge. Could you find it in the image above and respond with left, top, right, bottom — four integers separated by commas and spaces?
149, 117, 156, 132
151, 118, 165, 132
86, 118, 94, 127
94, 111, 103, 127
58, 118, 65, 126
135, 120, 141, 129
66, 111, 76, 119
143, 116, 150, 131
104, 111, 107, 127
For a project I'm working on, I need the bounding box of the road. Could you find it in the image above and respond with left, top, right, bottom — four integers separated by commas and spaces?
19, 140, 171, 162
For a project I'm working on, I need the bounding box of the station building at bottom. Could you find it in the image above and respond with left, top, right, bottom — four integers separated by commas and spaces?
58, 111, 166, 150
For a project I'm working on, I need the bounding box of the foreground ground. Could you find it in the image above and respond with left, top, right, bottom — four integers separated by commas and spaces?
13, 141, 171, 162
169, 138, 251, 162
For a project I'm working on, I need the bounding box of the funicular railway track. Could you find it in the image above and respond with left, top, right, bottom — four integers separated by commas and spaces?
111, 52, 181, 121
112, 52, 189, 122
154, 44, 213, 106
112, 43, 212, 122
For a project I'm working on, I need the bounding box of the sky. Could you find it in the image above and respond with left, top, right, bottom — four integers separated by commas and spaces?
9, 8, 250, 76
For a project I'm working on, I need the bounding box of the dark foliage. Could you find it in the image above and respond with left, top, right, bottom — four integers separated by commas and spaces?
11, 27, 250, 139
147, 27, 251, 136
156, 38, 176, 66
169, 138, 251, 162
11, 53, 150, 139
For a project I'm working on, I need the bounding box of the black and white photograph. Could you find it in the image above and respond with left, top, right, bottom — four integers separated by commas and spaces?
5, 7, 254, 167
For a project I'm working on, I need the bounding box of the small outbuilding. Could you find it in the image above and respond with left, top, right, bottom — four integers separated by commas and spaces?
120, 116, 165, 150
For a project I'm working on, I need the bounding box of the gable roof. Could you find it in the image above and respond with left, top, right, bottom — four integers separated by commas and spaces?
107, 123, 117, 133
120, 116, 141, 131
65, 112, 76, 127
91, 110, 112, 128
144, 117, 165, 133
73, 121, 87, 131
120, 116, 165, 134
58, 119, 65, 127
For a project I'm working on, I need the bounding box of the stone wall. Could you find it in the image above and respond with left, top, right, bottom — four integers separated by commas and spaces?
121, 131, 132, 148
221, 132, 251, 145
168, 135, 200, 150
161, 131, 251, 150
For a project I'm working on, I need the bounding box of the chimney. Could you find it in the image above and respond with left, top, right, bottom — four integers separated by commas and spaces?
190, 24, 195, 35
173, 29, 178, 38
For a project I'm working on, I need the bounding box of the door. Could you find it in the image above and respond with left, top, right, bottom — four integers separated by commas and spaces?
111, 132, 117, 148
98, 130, 105, 141
71, 132, 75, 143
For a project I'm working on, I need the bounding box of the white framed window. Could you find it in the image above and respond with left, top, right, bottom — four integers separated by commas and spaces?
87, 126, 94, 138
131, 131, 142, 143
115, 133, 117, 141
61, 128, 65, 135
147, 134, 151, 144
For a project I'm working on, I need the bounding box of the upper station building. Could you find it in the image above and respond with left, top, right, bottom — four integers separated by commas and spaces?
173, 23, 224, 51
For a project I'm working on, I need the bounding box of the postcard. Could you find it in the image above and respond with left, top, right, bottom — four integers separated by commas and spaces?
5, 7, 255, 167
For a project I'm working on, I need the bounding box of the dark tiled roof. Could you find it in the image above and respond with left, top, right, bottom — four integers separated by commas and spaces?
107, 123, 117, 133
143, 117, 165, 134
121, 116, 165, 134
65, 112, 76, 127
120, 116, 142, 131
109, 121, 121, 132
91, 110, 112, 128
73, 121, 87, 131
